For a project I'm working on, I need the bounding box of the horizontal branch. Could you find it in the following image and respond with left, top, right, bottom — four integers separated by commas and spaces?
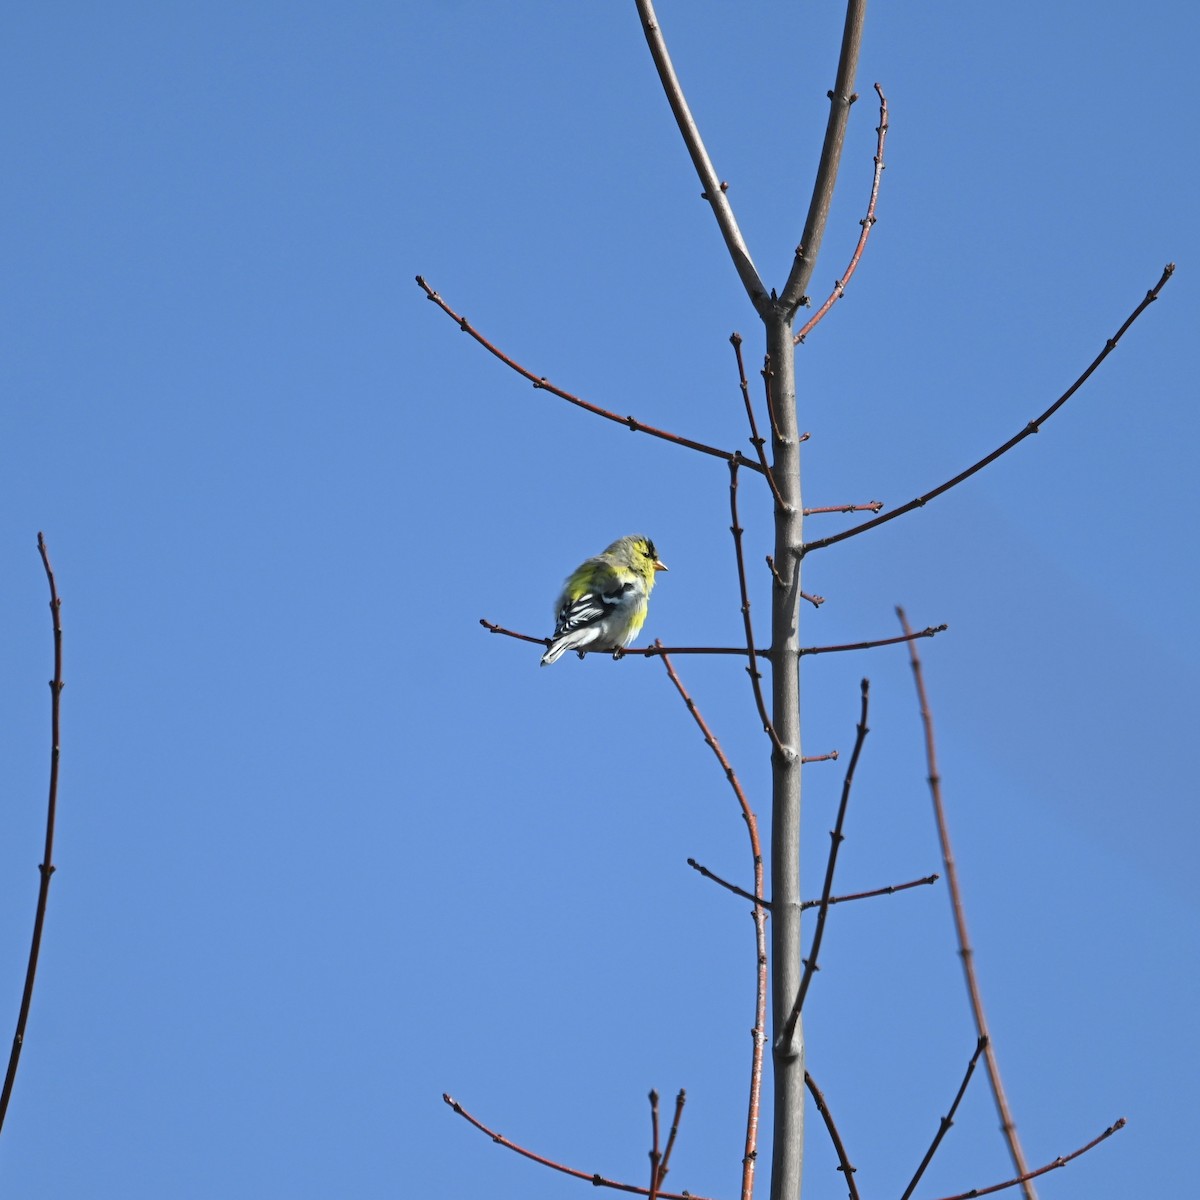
803, 263, 1176, 554
443, 1093, 716, 1200
798, 624, 946, 657
415, 277, 762, 472
481, 619, 941, 660
803, 501, 883, 516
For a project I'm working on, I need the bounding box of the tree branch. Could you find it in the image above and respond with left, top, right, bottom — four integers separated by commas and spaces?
442, 1093, 716, 1200
804, 1071, 861, 1200
784, 679, 870, 1040
898, 606, 1038, 1197
415, 276, 763, 472
634, 0, 771, 314
779, 0, 869, 313
927, 1118, 1125, 1200
795, 83, 889, 344
900, 1036, 988, 1200
0, 534, 64, 1133
803, 264, 1177, 554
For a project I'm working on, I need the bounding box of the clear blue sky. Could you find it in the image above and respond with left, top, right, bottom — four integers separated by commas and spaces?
3, 4, 1195, 1197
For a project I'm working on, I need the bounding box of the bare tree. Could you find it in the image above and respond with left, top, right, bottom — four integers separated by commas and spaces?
418, 5, 1171, 1199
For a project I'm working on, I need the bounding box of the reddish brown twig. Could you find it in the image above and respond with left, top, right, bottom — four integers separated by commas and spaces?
800, 872, 939, 910
443, 1093, 716, 1200
729, 460, 784, 753
804, 264, 1176, 554
658, 1089, 686, 1193
799, 624, 946, 657
800, 749, 839, 764
416, 276, 762, 473
898, 606, 1036, 1197
900, 1036, 988, 1200
794, 83, 889, 345
803, 501, 883, 516
766, 555, 824, 606
730, 334, 784, 508
657, 650, 766, 1200
927, 1118, 1125, 1200
805, 1071, 861, 1200
0, 534, 64, 1133
784, 680, 871, 1038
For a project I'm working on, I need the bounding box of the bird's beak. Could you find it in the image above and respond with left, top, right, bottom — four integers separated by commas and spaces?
654, 559, 668, 572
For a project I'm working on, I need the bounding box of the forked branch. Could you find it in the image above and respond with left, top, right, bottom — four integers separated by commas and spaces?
443, 1092, 716, 1200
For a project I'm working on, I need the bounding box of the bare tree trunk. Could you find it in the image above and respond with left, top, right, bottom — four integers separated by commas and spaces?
766, 314, 805, 1200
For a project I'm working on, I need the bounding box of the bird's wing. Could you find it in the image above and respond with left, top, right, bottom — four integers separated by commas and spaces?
552, 561, 637, 636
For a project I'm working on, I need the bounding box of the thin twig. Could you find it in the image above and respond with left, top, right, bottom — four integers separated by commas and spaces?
648, 1090, 662, 1200
784, 680, 871, 1039
795, 83, 890, 344
687, 858, 765, 907
803, 502, 883, 516
804, 264, 1176, 554
415, 276, 764, 473
660, 1090, 686, 1187
799, 624, 947, 657
800, 872, 939, 910
900, 1036, 988, 1200
804, 1071, 861, 1200
730, 333, 785, 508
760, 356, 783, 445
927, 1118, 1125, 1200
729, 460, 784, 753
898, 607, 1036, 1197
800, 750, 839, 764
634, 1, 770, 313
0, 534, 64, 1132
780, 0, 869, 312
442, 1093, 716, 1200
657, 652, 766, 1200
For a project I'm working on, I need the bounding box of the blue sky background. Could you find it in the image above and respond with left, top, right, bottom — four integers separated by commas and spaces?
2, 3, 1195, 1197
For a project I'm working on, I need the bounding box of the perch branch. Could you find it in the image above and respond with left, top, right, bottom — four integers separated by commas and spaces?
804, 264, 1177, 554
795, 84, 889, 344
898, 606, 1036, 1196
416, 277, 763, 472
799, 624, 947, 657
0, 533, 65, 1133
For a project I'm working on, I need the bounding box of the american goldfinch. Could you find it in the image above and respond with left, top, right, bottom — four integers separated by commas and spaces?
541, 535, 668, 666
